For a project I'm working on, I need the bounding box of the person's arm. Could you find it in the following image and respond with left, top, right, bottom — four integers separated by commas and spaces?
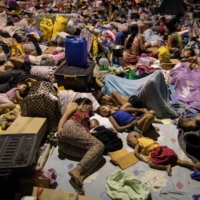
167, 35, 176, 52
15, 90, 23, 101
95, 77, 105, 88
120, 106, 148, 114
57, 102, 78, 137
111, 91, 124, 106
109, 116, 137, 132
134, 143, 149, 163
95, 73, 115, 88
139, 37, 146, 52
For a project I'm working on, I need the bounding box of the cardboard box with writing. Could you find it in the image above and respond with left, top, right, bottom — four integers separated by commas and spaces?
5, 116, 47, 147
79, 195, 105, 200
32, 187, 78, 200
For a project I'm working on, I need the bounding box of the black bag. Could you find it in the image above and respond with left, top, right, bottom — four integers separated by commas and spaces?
93, 126, 123, 155
54, 61, 95, 92
0, 83, 10, 93
20, 81, 61, 132
0, 42, 10, 55
0, 70, 25, 84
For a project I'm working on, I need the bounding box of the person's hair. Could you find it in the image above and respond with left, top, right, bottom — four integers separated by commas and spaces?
129, 95, 143, 108
17, 82, 28, 87
189, 48, 195, 57
125, 24, 138, 50
160, 16, 166, 23
27, 35, 42, 56
92, 90, 106, 104
166, 14, 182, 33
126, 131, 140, 148
95, 106, 101, 115
177, 117, 189, 131
74, 98, 92, 106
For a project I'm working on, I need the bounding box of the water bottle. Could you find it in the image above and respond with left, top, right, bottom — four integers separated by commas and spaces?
99, 54, 109, 71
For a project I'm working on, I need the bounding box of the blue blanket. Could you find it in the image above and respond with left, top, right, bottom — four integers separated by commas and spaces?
101, 70, 177, 118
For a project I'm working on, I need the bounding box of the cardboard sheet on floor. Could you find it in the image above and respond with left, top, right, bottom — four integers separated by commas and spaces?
108, 148, 139, 169
42, 46, 56, 54
32, 187, 78, 200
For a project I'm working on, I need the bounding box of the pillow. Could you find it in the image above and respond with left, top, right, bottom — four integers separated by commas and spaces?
90, 113, 115, 131
59, 91, 100, 114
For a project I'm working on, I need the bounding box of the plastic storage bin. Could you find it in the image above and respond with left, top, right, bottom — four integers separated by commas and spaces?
54, 61, 95, 92
65, 36, 87, 67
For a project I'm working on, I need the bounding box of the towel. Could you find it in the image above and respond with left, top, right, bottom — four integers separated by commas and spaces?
109, 148, 139, 169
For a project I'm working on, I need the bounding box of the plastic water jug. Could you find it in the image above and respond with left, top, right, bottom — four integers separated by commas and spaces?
65, 36, 87, 67
99, 55, 109, 71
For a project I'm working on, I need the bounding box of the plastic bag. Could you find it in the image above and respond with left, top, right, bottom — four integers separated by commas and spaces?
157, 46, 171, 63
92, 35, 98, 58
52, 16, 68, 39
40, 18, 53, 41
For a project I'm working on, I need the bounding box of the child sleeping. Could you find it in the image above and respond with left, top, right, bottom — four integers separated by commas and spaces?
178, 116, 200, 131
96, 105, 159, 135
127, 131, 200, 176
0, 82, 28, 114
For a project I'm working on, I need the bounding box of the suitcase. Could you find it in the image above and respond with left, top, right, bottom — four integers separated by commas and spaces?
54, 61, 95, 92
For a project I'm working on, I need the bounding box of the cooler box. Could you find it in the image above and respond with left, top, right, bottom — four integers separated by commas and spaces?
0, 134, 37, 170
54, 61, 95, 92
65, 36, 87, 67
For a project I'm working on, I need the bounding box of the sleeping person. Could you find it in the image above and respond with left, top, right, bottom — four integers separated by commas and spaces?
127, 131, 200, 176
96, 104, 159, 135
94, 71, 178, 119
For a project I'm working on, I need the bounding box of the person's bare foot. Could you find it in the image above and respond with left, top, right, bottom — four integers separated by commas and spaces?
68, 168, 83, 187
194, 163, 200, 170
69, 178, 85, 195
166, 164, 172, 176
154, 118, 163, 124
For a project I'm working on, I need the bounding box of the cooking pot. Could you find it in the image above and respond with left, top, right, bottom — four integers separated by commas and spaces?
112, 45, 125, 57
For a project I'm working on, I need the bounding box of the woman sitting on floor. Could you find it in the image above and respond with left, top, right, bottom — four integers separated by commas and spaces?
57, 98, 104, 195
122, 24, 147, 66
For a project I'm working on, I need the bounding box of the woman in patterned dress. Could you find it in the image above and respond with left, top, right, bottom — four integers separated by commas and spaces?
57, 98, 104, 194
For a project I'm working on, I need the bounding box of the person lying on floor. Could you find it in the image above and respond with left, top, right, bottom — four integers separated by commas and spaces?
0, 82, 28, 114
127, 131, 200, 176
96, 104, 159, 135
189, 59, 200, 70
178, 116, 200, 131
179, 48, 195, 62
92, 91, 163, 124
57, 98, 104, 195
94, 71, 178, 119
89, 119, 123, 155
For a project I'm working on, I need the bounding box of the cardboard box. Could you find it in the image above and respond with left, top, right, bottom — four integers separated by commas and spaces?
79, 196, 105, 200
5, 116, 47, 147
32, 187, 78, 200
